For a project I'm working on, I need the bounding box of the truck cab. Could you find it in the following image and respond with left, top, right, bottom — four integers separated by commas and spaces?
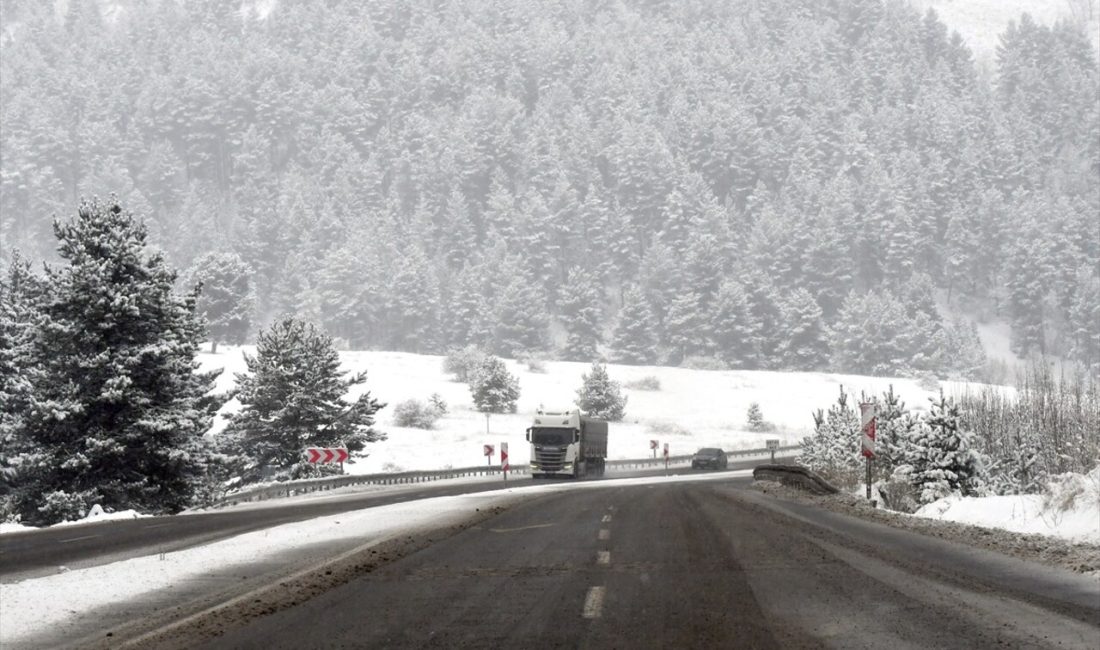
527, 409, 607, 478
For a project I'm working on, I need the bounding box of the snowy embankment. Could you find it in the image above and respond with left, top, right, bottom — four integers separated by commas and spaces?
196, 347, 966, 474
914, 467, 1100, 545
0, 471, 747, 647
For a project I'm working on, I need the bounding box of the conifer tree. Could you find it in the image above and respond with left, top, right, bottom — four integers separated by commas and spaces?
469, 356, 520, 431
184, 251, 254, 353
224, 317, 385, 482
558, 268, 602, 361
777, 288, 829, 370
490, 263, 548, 358
575, 361, 627, 421
711, 280, 756, 368
798, 386, 860, 480
14, 199, 224, 524
611, 286, 659, 365
0, 254, 45, 493
894, 391, 985, 504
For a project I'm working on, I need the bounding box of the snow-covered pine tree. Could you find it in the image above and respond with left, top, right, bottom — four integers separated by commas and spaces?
469, 355, 520, 416
664, 290, 708, 364
0, 253, 45, 497
184, 251, 254, 353
490, 263, 549, 358
777, 288, 829, 370
611, 286, 659, 365
14, 199, 225, 524
894, 391, 985, 504
558, 267, 602, 361
711, 280, 756, 368
575, 361, 627, 421
745, 402, 773, 432
798, 386, 861, 482
224, 317, 385, 483
873, 385, 917, 476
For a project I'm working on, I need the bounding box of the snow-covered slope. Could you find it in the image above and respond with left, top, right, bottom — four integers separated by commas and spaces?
197, 347, 979, 474
910, 0, 1100, 63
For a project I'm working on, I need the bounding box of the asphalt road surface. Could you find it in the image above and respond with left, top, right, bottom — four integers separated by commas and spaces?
0, 458, 780, 581
197, 479, 1100, 650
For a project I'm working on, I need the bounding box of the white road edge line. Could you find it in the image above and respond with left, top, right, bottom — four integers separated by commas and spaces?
597, 551, 610, 565
57, 534, 100, 544
598, 529, 610, 540
582, 586, 606, 619
143, 523, 172, 530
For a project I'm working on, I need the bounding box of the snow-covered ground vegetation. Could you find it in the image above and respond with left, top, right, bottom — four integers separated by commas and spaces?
914, 466, 1100, 544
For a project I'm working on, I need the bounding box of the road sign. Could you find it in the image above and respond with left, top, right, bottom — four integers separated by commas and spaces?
766, 439, 779, 450
860, 403, 876, 458
501, 442, 509, 472
483, 444, 495, 457
663, 443, 669, 458
650, 440, 658, 450
305, 447, 349, 464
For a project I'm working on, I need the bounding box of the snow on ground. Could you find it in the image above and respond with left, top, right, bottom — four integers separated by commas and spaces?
0, 471, 747, 646
0, 505, 148, 535
915, 467, 1100, 545
196, 347, 974, 474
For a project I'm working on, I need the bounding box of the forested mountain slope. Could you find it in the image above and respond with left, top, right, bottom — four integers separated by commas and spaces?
1, 0, 1097, 377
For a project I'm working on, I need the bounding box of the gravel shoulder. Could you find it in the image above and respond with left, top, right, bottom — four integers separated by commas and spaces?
751, 480, 1100, 576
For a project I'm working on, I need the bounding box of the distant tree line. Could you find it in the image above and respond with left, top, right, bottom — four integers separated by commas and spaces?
0, 0, 1096, 378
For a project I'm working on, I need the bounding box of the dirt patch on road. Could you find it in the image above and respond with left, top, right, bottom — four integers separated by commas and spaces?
752, 480, 1100, 576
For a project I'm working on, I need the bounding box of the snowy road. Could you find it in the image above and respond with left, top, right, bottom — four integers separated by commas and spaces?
1, 461, 786, 583
4, 470, 1097, 649
187, 479, 1098, 650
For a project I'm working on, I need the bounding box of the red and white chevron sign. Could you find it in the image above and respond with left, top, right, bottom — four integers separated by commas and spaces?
501, 442, 509, 471
860, 403, 876, 459
305, 447, 349, 464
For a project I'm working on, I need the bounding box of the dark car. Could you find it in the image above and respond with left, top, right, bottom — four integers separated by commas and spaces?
691, 447, 727, 470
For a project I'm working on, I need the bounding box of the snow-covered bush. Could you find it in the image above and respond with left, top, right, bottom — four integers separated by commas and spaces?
393, 399, 444, 429
517, 352, 548, 374
443, 345, 487, 382
625, 376, 661, 391
37, 490, 92, 524
681, 355, 727, 371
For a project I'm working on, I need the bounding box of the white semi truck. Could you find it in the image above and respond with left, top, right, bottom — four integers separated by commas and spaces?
526, 409, 607, 478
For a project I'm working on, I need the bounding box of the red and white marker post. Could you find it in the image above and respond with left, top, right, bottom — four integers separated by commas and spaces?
483, 444, 495, 467
650, 439, 659, 459
663, 442, 670, 474
501, 442, 509, 482
860, 402, 877, 503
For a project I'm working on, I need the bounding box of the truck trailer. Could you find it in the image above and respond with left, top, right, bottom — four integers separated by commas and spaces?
527, 409, 607, 478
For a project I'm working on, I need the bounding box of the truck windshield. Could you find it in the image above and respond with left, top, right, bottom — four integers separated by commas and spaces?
530, 428, 574, 446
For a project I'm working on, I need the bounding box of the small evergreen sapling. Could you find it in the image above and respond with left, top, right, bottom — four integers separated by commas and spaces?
575, 361, 627, 421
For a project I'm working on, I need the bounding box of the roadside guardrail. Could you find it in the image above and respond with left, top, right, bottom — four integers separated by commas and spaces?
209, 444, 802, 508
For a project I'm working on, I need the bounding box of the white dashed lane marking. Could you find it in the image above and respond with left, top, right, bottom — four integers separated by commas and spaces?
582, 586, 606, 619
598, 529, 610, 540
597, 551, 610, 565
601, 514, 612, 522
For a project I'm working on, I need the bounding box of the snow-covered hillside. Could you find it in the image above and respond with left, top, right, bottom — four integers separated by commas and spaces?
197, 347, 980, 474
911, 0, 1100, 62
